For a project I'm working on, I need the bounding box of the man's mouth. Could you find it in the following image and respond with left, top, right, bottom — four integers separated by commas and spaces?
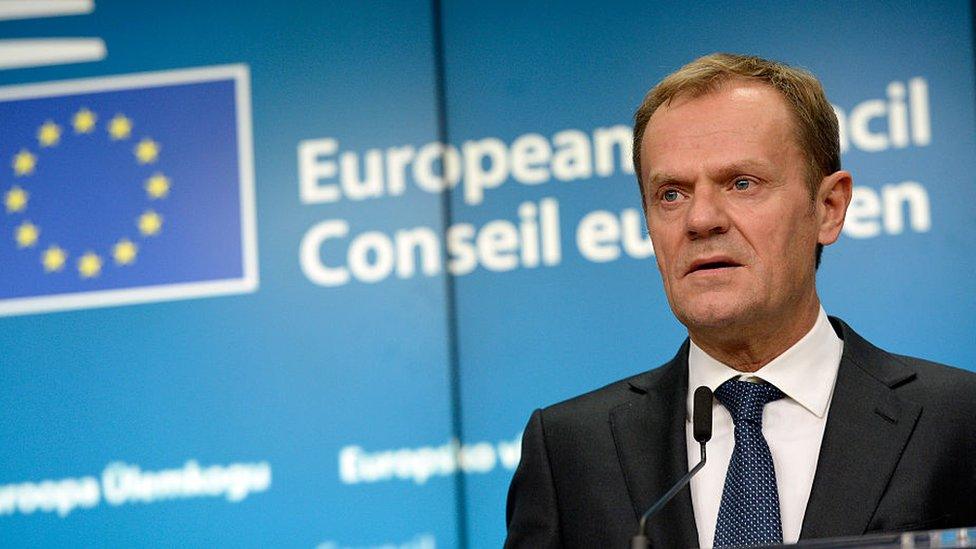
686, 257, 742, 275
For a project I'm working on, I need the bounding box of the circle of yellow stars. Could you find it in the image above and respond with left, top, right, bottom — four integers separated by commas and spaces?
4, 107, 170, 279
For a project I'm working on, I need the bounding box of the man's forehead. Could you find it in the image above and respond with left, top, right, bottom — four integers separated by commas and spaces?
641, 83, 805, 184
644, 83, 797, 151
651, 80, 791, 126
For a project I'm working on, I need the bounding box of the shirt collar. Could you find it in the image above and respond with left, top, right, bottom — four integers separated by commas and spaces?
686, 307, 843, 419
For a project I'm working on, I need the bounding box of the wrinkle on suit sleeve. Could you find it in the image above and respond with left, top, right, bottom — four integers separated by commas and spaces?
504, 408, 562, 549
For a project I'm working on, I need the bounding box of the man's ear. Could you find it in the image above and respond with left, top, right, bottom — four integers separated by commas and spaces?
817, 170, 853, 246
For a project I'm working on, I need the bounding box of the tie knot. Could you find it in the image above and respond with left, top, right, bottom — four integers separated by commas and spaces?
714, 378, 784, 425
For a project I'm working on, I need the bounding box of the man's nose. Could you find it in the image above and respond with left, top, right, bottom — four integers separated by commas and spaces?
685, 185, 730, 239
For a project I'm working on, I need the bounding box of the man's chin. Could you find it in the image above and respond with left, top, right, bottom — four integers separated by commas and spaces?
673, 302, 753, 333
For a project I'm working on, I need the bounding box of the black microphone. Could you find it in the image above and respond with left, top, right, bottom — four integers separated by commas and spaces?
631, 386, 713, 549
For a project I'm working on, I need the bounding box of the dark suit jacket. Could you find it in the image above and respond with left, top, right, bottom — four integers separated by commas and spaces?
505, 318, 976, 548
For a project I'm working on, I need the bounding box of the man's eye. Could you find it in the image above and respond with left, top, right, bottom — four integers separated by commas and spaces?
662, 189, 679, 202
733, 178, 751, 191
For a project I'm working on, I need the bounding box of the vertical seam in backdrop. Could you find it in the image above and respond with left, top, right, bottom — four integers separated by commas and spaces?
431, 0, 470, 546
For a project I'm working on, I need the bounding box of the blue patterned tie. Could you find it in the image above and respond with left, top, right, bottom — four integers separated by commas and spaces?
713, 379, 786, 548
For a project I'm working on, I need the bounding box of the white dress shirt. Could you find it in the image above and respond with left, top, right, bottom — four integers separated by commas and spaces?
685, 307, 843, 548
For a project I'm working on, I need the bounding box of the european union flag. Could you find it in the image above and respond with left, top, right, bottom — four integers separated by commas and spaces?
0, 65, 258, 316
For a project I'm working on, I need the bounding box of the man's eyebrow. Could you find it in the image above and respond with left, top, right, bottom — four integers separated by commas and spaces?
647, 173, 684, 189
716, 159, 770, 178
647, 160, 772, 188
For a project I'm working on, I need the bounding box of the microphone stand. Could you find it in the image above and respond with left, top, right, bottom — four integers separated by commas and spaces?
631, 385, 713, 549
630, 441, 707, 549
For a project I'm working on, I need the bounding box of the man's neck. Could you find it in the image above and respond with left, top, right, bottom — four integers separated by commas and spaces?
689, 298, 822, 373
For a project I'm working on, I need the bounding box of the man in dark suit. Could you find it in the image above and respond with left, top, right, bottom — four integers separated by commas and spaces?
505, 53, 976, 548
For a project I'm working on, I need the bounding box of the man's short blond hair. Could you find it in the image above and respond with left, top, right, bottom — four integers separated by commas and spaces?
632, 53, 840, 204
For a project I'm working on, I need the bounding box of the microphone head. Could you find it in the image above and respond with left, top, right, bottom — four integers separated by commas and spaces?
693, 386, 713, 443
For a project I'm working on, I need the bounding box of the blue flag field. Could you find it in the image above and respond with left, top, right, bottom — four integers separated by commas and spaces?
0, 65, 258, 316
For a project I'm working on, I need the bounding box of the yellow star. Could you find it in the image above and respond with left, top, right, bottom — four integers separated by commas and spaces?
134, 138, 160, 164
145, 173, 170, 199
42, 245, 67, 272
37, 121, 61, 147
78, 251, 102, 278
13, 149, 36, 176
108, 114, 132, 140
4, 186, 28, 213
113, 238, 138, 265
73, 108, 97, 133
14, 221, 39, 248
138, 210, 163, 236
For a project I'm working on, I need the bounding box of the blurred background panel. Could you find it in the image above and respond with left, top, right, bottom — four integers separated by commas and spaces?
0, 1, 458, 547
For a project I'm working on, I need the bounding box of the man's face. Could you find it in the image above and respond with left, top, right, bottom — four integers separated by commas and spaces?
640, 81, 821, 334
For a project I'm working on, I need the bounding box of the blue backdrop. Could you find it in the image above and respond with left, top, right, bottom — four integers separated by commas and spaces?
0, 1, 973, 547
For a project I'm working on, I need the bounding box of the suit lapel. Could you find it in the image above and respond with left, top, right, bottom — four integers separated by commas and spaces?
800, 319, 922, 540
610, 341, 699, 549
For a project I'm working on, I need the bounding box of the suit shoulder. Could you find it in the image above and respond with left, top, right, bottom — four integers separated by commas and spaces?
891, 352, 976, 400
834, 317, 976, 405
891, 352, 974, 378
538, 364, 671, 428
